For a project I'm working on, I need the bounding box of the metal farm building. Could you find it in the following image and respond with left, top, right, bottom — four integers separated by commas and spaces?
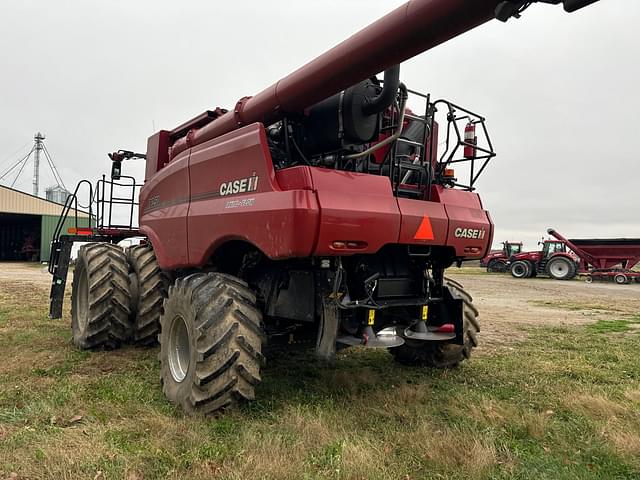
0, 185, 90, 262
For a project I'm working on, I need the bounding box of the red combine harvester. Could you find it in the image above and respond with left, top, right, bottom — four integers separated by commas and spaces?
481, 241, 523, 272
548, 229, 640, 284
48, 0, 601, 414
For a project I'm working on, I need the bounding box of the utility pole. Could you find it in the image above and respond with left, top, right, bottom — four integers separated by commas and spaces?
33, 132, 45, 197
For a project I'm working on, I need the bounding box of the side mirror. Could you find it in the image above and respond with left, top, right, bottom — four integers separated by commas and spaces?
111, 160, 122, 180
563, 0, 599, 13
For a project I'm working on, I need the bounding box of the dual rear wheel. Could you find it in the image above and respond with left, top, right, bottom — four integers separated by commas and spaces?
71, 243, 264, 414
71, 243, 169, 349
71, 242, 479, 414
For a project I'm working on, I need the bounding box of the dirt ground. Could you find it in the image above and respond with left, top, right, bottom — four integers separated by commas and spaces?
0, 262, 637, 354
448, 269, 640, 352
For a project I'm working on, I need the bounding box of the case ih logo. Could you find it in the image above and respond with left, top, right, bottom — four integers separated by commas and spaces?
219, 172, 259, 196
454, 227, 486, 240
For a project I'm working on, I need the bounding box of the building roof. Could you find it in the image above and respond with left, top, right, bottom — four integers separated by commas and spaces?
0, 184, 90, 218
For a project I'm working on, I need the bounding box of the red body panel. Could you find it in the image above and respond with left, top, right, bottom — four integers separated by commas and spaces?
187, 124, 320, 264
139, 149, 190, 269
310, 169, 401, 255
139, 123, 493, 269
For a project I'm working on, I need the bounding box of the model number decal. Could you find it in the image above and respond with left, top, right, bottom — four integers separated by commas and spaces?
225, 198, 256, 209
219, 172, 259, 196
454, 227, 486, 239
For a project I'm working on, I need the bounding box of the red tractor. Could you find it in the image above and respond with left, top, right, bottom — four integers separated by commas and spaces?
509, 238, 579, 280
481, 241, 523, 272
48, 0, 600, 414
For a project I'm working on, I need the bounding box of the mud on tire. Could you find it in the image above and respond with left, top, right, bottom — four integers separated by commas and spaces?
126, 244, 170, 346
159, 273, 265, 414
71, 243, 131, 350
389, 278, 479, 368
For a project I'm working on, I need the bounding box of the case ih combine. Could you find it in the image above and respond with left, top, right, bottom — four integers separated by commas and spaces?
49, 0, 600, 414
510, 229, 640, 283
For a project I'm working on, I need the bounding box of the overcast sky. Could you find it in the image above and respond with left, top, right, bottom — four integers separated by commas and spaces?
0, 0, 637, 249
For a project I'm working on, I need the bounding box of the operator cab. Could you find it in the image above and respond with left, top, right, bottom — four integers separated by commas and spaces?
542, 240, 566, 257
505, 242, 522, 256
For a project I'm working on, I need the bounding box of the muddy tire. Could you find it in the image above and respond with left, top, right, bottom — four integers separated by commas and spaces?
546, 256, 576, 280
487, 259, 507, 273
389, 278, 479, 368
510, 260, 530, 279
71, 243, 131, 350
159, 273, 264, 415
126, 244, 170, 346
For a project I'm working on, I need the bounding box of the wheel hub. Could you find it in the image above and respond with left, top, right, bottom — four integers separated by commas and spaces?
550, 262, 567, 277
168, 315, 190, 383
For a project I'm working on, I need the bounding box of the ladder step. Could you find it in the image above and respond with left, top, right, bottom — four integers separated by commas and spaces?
397, 138, 424, 147
404, 114, 427, 123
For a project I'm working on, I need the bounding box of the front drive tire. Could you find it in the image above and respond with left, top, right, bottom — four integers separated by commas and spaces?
510, 260, 530, 279
71, 243, 132, 350
159, 273, 265, 415
389, 278, 479, 368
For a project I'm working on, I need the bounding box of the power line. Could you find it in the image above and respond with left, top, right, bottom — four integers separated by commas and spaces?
0, 141, 31, 170
0, 146, 34, 182
42, 143, 66, 190
11, 153, 31, 188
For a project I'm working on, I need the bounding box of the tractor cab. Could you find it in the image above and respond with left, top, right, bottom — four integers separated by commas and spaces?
504, 241, 522, 257
541, 240, 567, 258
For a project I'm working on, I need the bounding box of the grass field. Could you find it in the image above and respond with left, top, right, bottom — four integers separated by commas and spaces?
1, 274, 640, 479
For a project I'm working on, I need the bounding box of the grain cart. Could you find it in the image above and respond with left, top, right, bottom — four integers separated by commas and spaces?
548, 228, 640, 284
49, 0, 601, 414
481, 241, 523, 272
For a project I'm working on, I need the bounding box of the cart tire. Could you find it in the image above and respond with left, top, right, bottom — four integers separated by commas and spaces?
71, 243, 132, 350
545, 257, 576, 280
510, 260, 530, 279
159, 273, 264, 415
487, 259, 507, 273
389, 279, 479, 368
614, 273, 628, 285
127, 244, 171, 346
585, 274, 593, 284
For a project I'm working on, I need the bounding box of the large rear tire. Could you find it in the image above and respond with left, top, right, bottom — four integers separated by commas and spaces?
510, 260, 530, 279
389, 279, 479, 368
126, 244, 170, 346
159, 273, 264, 414
71, 243, 131, 350
546, 257, 576, 280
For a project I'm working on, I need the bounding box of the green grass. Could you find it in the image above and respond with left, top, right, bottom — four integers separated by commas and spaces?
1, 285, 640, 479
586, 319, 640, 333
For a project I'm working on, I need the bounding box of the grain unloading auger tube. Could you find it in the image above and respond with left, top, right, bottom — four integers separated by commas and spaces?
145, 0, 600, 177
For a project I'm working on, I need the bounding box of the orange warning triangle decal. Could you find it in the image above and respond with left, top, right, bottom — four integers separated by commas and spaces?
414, 216, 435, 241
